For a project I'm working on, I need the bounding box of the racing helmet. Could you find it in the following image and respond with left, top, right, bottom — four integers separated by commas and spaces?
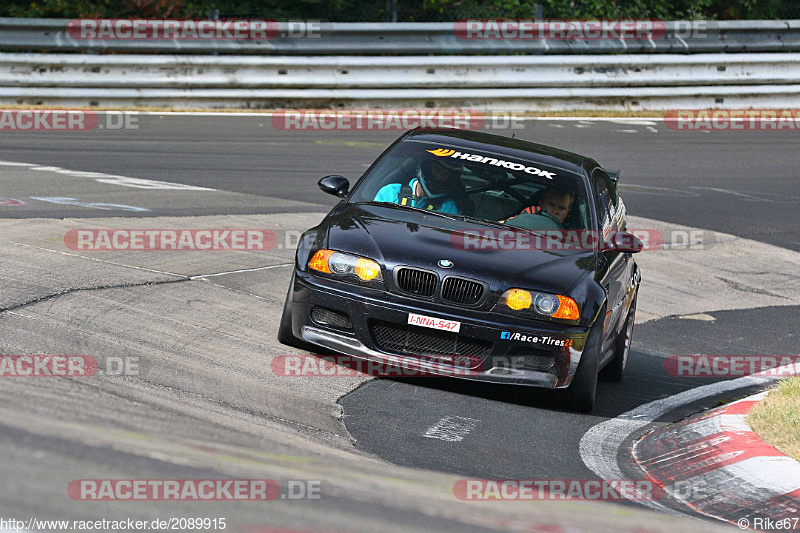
418, 158, 462, 197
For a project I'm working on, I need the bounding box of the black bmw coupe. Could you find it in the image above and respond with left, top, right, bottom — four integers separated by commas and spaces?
278, 129, 642, 412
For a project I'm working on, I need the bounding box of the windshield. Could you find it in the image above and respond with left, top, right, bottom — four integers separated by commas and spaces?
350, 139, 592, 231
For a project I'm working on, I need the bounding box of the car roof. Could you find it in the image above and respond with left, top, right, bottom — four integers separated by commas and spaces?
403, 129, 594, 177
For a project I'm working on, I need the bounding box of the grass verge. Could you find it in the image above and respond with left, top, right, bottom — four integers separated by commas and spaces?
746, 376, 800, 461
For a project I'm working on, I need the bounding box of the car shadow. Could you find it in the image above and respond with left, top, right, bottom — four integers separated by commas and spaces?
313, 346, 754, 419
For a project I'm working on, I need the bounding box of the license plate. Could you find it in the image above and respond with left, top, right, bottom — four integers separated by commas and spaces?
407, 313, 461, 333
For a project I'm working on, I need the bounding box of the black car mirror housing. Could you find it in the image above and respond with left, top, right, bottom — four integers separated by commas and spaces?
602, 231, 643, 253
318, 175, 350, 199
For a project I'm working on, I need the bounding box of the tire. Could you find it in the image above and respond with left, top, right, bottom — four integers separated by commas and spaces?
277, 273, 315, 351
559, 311, 603, 413
599, 292, 637, 383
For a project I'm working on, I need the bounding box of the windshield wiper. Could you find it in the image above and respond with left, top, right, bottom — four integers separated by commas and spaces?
449, 214, 549, 239
448, 215, 509, 230
362, 201, 459, 221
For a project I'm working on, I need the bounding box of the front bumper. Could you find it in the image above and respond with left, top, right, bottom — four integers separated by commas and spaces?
290, 271, 591, 388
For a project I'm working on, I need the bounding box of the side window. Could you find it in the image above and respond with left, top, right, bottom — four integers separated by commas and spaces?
593, 170, 616, 231
617, 197, 628, 231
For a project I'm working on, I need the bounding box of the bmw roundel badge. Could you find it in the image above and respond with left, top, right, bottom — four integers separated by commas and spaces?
438, 259, 454, 268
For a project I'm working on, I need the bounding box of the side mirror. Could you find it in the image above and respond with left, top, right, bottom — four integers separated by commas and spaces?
602, 231, 643, 253
318, 175, 350, 199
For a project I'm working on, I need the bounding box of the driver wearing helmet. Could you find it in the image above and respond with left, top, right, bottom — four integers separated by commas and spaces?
373, 157, 463, 215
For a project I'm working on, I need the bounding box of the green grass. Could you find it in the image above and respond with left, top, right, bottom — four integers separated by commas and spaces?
746, 377, 800, 461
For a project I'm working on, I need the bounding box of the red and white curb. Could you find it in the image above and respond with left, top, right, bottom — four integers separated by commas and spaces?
633, 391, 800, 529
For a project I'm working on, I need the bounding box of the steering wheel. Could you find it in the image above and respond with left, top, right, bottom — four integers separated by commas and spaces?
539, 210, 563, 227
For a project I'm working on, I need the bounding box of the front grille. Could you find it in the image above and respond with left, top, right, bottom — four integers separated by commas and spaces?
310, 306, 353, 331
370, 319, 491, 357
441, 276, 484, 305
395, 267, 437, 297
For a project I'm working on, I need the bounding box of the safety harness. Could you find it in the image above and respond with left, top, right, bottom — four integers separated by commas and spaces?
396, 184, 445, 211
507, 204, 542, 222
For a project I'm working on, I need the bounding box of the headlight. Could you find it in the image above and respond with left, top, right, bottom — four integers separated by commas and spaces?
533, 293, 559, 315
497, 288, 580, 321
309, 249, 383, 285
504, 289, 532, 311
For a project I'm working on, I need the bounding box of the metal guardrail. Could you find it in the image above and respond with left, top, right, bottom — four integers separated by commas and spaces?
2, 18, 800, 55
4, 53, 799, 88
3, 19, 800, 110
2, 52, 800, 110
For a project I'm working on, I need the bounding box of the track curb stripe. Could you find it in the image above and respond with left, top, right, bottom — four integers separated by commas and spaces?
633, 391, 800, 528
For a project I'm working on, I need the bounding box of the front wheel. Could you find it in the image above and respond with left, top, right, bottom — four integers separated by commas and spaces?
599, 292, 637, 383
559, 311, 603, 413
277, 273, 315, 351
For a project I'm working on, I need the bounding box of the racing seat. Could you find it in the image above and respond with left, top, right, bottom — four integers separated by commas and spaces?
380, 157, 417, 188
505, 189, 545, 222
450, 185, 476, 217
561, 202, 583, 230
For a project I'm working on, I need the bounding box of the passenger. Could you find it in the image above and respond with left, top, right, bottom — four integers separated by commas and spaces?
506, 188, 574, 230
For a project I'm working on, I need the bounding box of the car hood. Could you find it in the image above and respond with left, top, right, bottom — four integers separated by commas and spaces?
323, 203, 596, 296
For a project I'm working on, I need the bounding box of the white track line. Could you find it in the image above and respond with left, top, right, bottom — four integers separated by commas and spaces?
189, 263, 293, 279
3, 159, 214, 191
424, 416, 479, 442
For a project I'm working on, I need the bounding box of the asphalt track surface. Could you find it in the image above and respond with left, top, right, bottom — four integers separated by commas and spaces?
1, 114, 799, 251
1, 115, 799, 531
